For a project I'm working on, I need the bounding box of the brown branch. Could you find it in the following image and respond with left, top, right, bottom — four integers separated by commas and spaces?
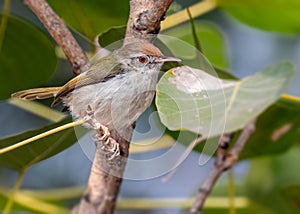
190, 119, 257, 214
125, 0, 173, 44
23, 0, 173, 213
23, 0, 89, 75
75, 0, 174, 213
74, 128, 133, 214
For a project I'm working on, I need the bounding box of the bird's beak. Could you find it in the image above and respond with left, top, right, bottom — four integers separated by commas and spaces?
154, 56, 181, 63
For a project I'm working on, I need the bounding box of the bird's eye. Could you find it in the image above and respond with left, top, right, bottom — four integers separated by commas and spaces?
138, 56, 149, 64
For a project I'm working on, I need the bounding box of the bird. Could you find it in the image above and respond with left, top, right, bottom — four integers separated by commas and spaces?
12, 42, 180, 147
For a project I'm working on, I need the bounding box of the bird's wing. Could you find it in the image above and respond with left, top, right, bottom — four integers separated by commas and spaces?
52, 56, 122, 106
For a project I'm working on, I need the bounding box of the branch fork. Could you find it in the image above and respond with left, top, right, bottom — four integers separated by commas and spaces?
22, 0, 175, 213
190, 119, 257, 214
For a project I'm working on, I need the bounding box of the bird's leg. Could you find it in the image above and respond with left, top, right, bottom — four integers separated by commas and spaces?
104, 137, 120, 160
81, 105, 120, 159
95, 133, 120, 160
81, 105, 101, 129
81, 105, 110, 139
97, 125, 110, 141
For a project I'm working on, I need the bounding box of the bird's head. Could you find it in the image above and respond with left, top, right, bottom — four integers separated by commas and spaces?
114, 42, 181, 73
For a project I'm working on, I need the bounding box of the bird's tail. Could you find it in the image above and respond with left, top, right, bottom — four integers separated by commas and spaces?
11, 87, 62, 100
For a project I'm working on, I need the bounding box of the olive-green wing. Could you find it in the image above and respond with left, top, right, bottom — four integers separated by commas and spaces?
52, 56, 121, 106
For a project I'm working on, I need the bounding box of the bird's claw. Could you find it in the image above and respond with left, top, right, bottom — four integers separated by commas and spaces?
105, 137, 120, 160
95, 134, 120, 160
94, 125, 110, 142
99, 125, 110, 141
82, 105, 120, 160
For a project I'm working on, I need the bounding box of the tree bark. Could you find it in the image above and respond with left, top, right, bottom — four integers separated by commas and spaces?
74, 128, 132, 214
125, 0, 173, 44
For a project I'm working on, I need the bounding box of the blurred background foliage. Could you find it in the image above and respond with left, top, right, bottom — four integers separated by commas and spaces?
0, 0, 300, 213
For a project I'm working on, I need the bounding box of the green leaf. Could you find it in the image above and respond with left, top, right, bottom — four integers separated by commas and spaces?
239, 99, 300, 159
162, 21, 228, 68
191, 98, 300, 159
281, 185, 300, 213
48, 0, 129, 39
245, 148, 300, 213
214, 66, 238, 80
217, 0, 300, 33
0, 186, 71, 213
156, 61, 295, 137
98, 26, 126, 49
0, 15, 57, 100
8, 98, 65, 123
0, 117, 83, 171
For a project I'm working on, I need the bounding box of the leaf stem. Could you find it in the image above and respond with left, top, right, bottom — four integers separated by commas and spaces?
281, 94, 300, 103
0, 0, 11, 52
187, 8, 202, 52
190, 120, 256, 213
161, 0, 217, 31
0, 119, 85, 154
3, 169, 25, 214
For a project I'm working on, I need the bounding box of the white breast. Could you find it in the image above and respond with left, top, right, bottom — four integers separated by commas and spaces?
64, 70, 159, 134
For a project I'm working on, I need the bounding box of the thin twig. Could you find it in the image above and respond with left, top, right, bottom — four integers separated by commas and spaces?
216, 133, 235, 167
190, 119, 256, 214
0, 119, 85, 155
23, 0, 89, 75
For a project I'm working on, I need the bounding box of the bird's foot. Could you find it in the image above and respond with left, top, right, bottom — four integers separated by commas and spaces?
82, 105, 120, 160
104, 137, 120, 160
94, 126, 110, 142
94, 134, 120, 160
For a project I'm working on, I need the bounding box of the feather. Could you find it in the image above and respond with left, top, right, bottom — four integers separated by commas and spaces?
11, 87, 61, 100
52, 55, 123, 106
140, 43, 163, 57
